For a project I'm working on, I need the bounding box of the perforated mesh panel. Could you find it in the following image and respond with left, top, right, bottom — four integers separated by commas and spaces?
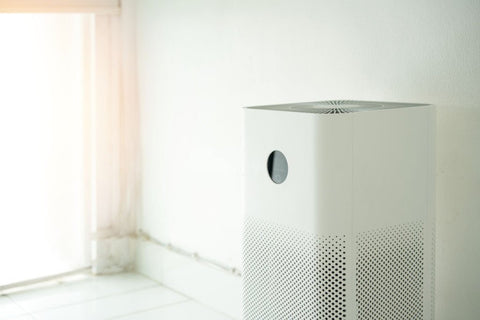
243, 217, 347, 319
356, 222, 424, 320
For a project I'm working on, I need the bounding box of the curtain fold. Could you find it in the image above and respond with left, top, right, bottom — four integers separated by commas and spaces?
91, 4, 139, 274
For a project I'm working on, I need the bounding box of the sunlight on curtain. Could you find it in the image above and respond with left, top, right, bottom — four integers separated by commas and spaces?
0, 14, 92, 286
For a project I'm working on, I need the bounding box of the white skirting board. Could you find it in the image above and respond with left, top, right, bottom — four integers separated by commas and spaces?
136, 240, 242, 319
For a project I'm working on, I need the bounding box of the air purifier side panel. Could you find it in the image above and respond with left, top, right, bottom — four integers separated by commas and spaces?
352, 107, 432, 231
352, 106, 435, 320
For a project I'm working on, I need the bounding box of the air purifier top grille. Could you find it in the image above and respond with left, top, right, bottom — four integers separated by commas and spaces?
247, 100, 429, 114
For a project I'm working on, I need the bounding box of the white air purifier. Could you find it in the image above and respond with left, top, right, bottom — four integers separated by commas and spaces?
243, 100, 435, 320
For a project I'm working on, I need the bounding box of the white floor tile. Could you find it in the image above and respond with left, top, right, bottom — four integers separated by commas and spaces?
0, 296, 28, 320
33, 286, 188, 320
8, 315, 35, 320
114, 301, 234, 320
10, 273, 157, 313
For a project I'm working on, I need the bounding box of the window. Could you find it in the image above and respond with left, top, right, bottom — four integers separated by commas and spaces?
0, 13, 94, 286
0, 0, 136, 288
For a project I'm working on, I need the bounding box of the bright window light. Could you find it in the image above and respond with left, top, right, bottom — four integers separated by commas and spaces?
0, 13, 92, 286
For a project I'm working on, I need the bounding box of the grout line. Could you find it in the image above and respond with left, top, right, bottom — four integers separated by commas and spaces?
133, 272, 194, 302
186, 300, 237, 320
0, 267, 92, 294
11, 280, 160, 314
30, 284, 159, 314
106, 299, 191, 320
137, 273, 237, 320
6, 295, 37, 319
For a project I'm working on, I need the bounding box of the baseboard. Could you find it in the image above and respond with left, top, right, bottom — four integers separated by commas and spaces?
136, 240, 242, 319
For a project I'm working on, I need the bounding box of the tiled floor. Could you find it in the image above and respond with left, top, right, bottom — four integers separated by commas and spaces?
0, 273, 233, 320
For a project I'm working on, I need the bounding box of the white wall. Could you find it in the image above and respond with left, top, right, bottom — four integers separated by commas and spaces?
135, 0, 480, 318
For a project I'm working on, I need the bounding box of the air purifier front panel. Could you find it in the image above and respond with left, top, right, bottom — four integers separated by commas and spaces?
243, 100, 435, 320
244, 110, 353, 236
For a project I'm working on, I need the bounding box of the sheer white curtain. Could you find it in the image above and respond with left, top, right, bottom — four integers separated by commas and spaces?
0, 0, 138, 287
0, 13, 92, 286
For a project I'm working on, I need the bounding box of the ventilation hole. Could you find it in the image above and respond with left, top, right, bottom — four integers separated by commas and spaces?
243, 217, 347, 319
356, 222, 424, 320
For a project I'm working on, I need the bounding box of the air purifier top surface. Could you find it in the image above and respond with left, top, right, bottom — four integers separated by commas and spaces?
246, 100, 429, 114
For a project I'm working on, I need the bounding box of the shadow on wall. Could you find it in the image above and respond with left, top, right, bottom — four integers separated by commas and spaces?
436, 105, 480, 318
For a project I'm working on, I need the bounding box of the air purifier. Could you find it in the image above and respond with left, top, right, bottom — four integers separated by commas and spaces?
243, 100, 435, 320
